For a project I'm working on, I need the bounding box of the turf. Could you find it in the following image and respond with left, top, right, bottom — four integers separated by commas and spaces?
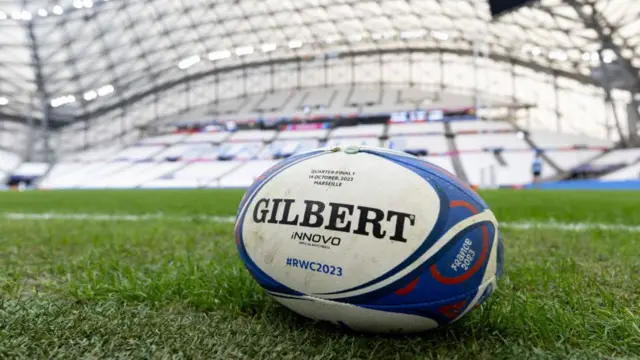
0, 190, 638, 359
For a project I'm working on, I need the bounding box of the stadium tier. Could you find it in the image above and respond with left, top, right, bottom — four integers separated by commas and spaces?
31, 118, 638, 190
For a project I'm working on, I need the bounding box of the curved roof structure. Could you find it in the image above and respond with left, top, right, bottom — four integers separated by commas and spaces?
0, 0, 638, 136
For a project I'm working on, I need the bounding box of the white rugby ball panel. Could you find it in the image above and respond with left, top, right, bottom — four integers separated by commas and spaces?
270, 294, 439, 333
242, 151, 441, 296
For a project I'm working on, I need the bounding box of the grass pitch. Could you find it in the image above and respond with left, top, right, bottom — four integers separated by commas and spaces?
0, 190, 638, 359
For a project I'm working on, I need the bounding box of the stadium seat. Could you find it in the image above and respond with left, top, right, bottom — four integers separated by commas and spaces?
113, 146, 166, 161
47, 162, 135, 188
85, 162, 185, 188
154, 144, 215, 161
138, 133, 188, 145
385, 135, 449, 155
259, 140, 320, 159
0, 149, 21, 172
217, 160, 279, 187
303, 88, 336, 109
183, 132, 231, 144
11, 162, 50, 179
545, 150, 604, 172
529, 130, 614, 149
256, 91, 292, 112
600, 162, 640, 180
63, 145, 123, 162
325, 137, 382, 148
228, 129, 276, 142
39, 163, 88, 188
349, 87, 380, 107
449, 120, 514, 133
217, 142, 263, 160
330, 124, 384, 138
143, 161, 242, 188
276, 128, 330, 140
387, 122, 445, 136
590, 148, 640, 167
455, 133, 530, 152
458, 152, 555, 186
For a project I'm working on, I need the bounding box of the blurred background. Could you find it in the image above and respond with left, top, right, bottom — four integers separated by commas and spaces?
1, 0, 639, 190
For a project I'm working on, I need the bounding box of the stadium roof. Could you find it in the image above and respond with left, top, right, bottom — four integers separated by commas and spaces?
0, 0, 639, 128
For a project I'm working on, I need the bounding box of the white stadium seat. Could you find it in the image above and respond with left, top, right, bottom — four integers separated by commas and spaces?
545, 150, 603, 171
529, 130, 614, 149
387, 122, 445, 136
113, 146, 165, 161
257, 91, 292, 111
303, 88, 336, 109
138, 133, 188, 145
591, 148, 640, 167
154, 144, 215, 161
330, 124, 384, 138
600, 162, 640, 181
455, 133, 530, 152
64, 146, 123, 162
349, 88, 380, 106
46, 162, 135, 188
11, 162, 50, 178
183, 132, 231, 143
39, 163, 87, 188
218, 160, 279, 188
259, 140, 320, 159
325, 138, 381, 148
217, 142, 263, 160
458, 152, 556, 186
449, 121, 514, 133
228, 129, 276, 142
385, 135, 449, 154
84, 162, 184, 189
0, 149, 21, 172
276, 128, 330, 140
144, 161, 242, 188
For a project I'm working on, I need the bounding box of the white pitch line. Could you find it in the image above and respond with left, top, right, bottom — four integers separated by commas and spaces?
1, 212, 236, 223
2, 212, 639, 233
500, 221, 640, 233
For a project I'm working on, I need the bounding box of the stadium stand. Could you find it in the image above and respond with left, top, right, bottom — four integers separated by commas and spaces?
0, 149, 21, 173
591, 148, 640, 169
113, 145, 165, 161
10, 162, 50, 185
601, 162, 640, 180
10, 81, 628, 190
218, 160, 279, 188
386, 135, 449, 155
387, 122, 445, 136
528, 130, 614, 149
143, 161, 242, 188
228, 129, 277, 142
138, 133, 188, 145
454, 133, 530, 152
34, 114, 626, 189
276, 127, 330, 140
183, 132, 231, 144
330, 124, 385, 138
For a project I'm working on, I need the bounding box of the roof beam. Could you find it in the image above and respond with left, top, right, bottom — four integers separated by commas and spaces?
565, 0, 640, 92
24, 12, 52, 161
565, 0, 640, 145
72, 46, 600, 123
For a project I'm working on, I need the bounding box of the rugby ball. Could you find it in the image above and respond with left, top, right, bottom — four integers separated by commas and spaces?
235, 146, 503, 333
